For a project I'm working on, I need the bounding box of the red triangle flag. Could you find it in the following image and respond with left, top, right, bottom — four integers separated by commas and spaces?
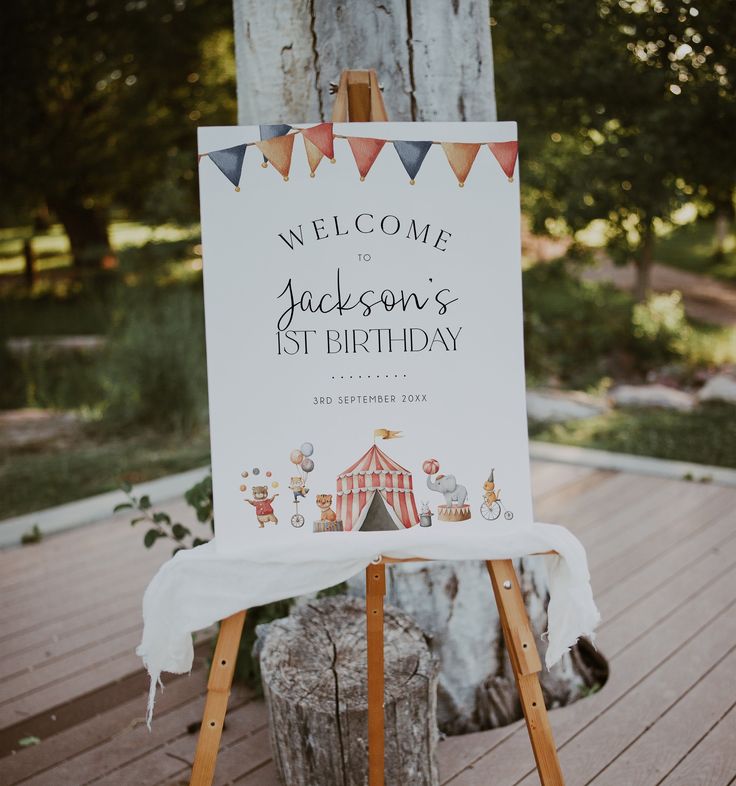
302, 122, 335, 162
255, 134, 296, 180
347, 137, 386, 181
488, 141, 518, 181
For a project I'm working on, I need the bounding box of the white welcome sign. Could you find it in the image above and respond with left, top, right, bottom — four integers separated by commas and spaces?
198, 121, 531, 553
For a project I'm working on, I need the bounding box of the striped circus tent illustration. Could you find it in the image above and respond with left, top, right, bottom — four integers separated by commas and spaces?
336, 444, 420, 532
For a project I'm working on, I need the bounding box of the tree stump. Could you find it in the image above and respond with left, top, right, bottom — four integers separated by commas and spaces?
349, 560, 608, 734
258, 596, 439, 786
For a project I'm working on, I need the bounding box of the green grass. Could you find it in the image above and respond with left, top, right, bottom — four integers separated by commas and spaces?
0, 430, 211, 519
655, 219, 736, 283
529, 402, 736, 469
0, 285, 115, 337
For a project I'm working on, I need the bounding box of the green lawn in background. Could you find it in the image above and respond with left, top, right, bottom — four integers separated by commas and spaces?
0, 430, 211, 519
530, 402, 736, 470
3, 217, 736, 520
655, 219, 736, 283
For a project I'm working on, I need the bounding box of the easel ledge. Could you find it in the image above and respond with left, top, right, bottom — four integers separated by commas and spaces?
190, 70, 564, 786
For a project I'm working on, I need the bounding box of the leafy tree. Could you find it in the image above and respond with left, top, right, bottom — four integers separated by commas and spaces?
0, 0, 235, 268
672, 0, 736, 256
492, 0, 735, 297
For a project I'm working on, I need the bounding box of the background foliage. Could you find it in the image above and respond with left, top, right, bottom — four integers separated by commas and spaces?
1, 1, 735, 521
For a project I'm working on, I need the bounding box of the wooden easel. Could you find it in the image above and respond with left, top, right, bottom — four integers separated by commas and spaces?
190, 70, 564, 786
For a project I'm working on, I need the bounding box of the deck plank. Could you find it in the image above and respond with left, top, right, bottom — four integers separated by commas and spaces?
588, 650, 736, 786
94, 698, 270, 786
0, 497, 193, 585
3, 667, 209, 784
659, 703, 736, 786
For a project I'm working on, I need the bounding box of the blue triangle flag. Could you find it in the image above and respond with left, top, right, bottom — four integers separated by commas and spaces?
259, 124, 292, 165
393, 140, 433, 182
209, 144, 247, 189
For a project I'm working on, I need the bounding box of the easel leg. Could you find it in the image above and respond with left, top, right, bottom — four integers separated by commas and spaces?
366, 562, 386, 786
190, 610, 246, 786
486, 560, 565, 786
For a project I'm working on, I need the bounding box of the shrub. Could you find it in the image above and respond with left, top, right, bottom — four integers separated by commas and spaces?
631, 291, 692, 364
101, 283, 208, 433
522, 259, 634, 388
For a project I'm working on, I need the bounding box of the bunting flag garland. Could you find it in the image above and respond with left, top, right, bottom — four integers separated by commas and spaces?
303, 136, 324, 177
348, 137, 386, 181
488, 141, 519, 181
302, 122, 335, 162
393, 140, 433, 185
442, 142, 481, 187
259, 124, 292, 167
255, 134, 296, 181
208, 144, 247, 191
201, 123, 519, 189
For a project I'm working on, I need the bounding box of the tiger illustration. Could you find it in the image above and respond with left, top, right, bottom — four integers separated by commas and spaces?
316, 494, 337, 522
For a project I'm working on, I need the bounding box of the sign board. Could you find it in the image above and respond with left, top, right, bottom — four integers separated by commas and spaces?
198, 121, 530, 552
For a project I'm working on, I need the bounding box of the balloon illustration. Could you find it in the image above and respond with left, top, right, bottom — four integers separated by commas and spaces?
241, 471, 249, 478
300, 442, 314, 457
423, 458, 440, 475
239, 484, 247, 492
301, 457, 314, 473
266, 471, 272, 477
290, 449, 304, 465
252, 467, 260, 475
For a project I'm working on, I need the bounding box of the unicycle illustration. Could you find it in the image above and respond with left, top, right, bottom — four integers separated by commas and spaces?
290, 505, 305, 528
287, 442, 315, 528
480, 468, 513, 521
480, 498, 513, 521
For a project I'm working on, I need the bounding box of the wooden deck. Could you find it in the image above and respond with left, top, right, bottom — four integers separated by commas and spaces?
2, 459, 735, 785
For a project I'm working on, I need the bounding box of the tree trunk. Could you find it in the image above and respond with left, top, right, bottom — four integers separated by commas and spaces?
232, 0, 496, 124
258, 596, 439, 786
634, 223, 654, 302
713, 200, 734, 260
49, 198, 114, 269
23, 238, 35, 290
233, 0, 602, 736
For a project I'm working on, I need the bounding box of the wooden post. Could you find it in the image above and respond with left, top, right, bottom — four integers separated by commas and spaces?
366, 562, 387, 786
487, 560, 564, 785
190, 610, 246, 786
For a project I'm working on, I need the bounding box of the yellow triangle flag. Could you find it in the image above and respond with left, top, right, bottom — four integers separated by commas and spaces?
303, 136, 324, 177
255, 134, 296, 180
374, 428, 402, 440
441, 142, 480, 187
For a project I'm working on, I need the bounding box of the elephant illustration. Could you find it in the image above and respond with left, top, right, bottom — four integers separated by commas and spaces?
426, 473, 468, 506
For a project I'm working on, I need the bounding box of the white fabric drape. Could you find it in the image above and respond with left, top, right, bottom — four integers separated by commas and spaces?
138, 521, 599, 724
